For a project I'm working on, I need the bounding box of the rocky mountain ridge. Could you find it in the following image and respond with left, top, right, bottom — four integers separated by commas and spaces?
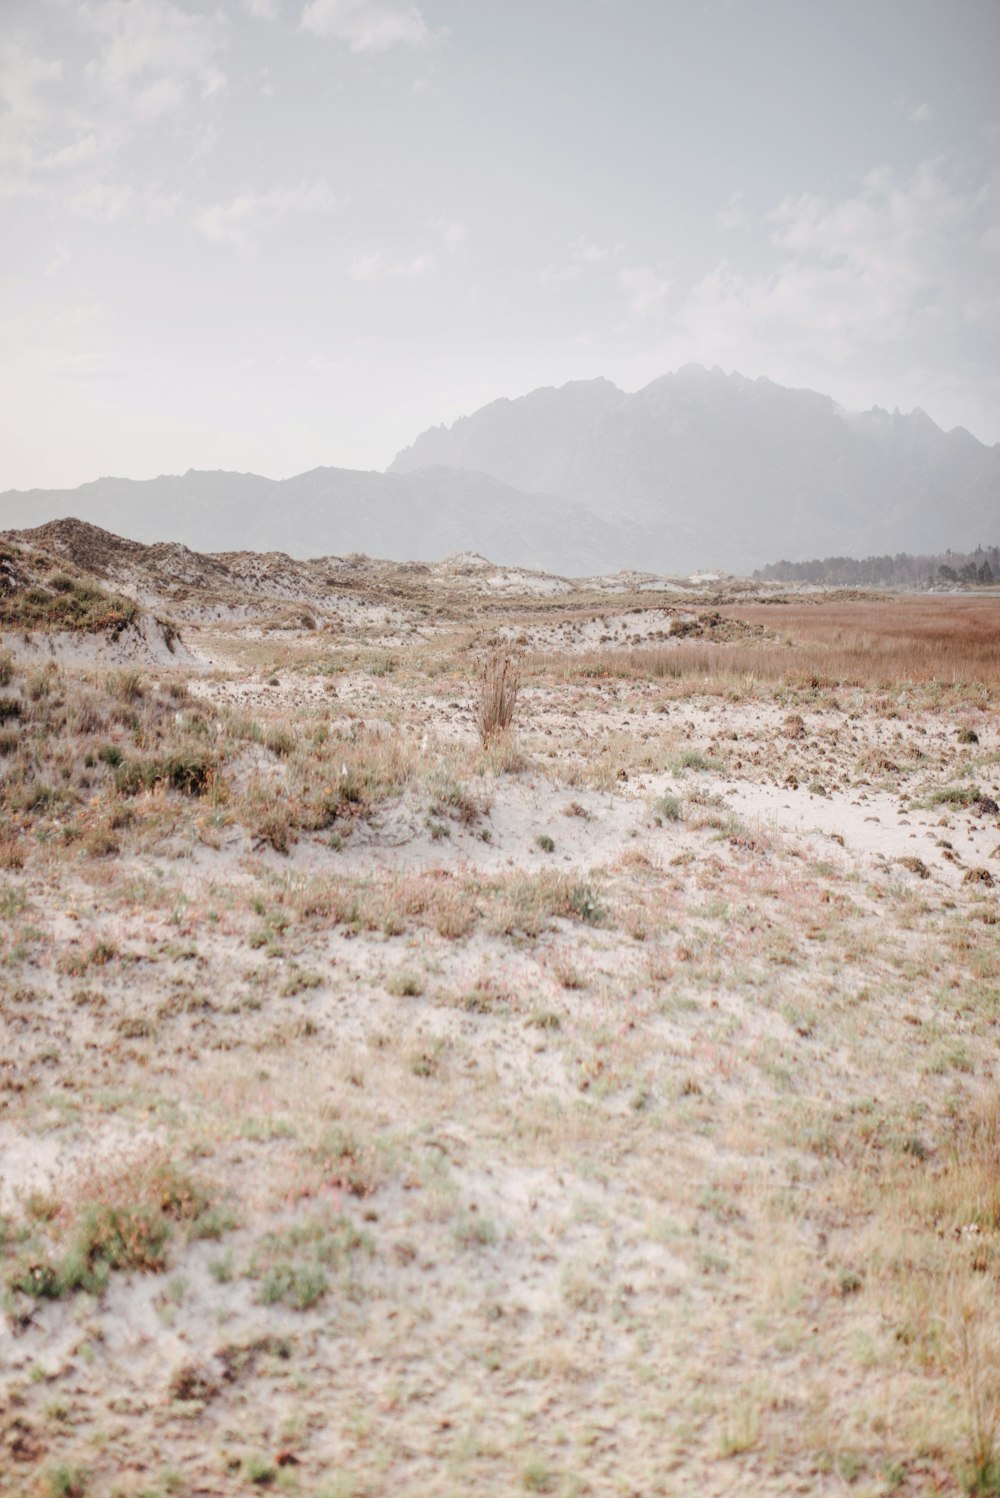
391, 365, 1000, 570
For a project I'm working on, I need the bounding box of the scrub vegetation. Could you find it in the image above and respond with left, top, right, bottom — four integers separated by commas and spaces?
1, 524, 999, 1494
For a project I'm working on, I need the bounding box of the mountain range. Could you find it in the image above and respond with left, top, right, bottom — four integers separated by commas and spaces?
3, 366, 997, 574
391, 366, 1000, 570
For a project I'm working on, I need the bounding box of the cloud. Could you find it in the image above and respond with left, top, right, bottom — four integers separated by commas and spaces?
907, 101, 931, 124
69, 178, 134, 220
717, 192, 748, 232
36, 348, 124, 381
42, 134, 103, 170
133, 76, 188, 118
300, 0, 435, 51
145, 190, 183, 223
350, 250, 433, 279
538, 261, 583, 286
199, 180, 337, 254
82, 0, 227, 109
43, 244, 71, 278
0, 42, 65, 189
670, 156, 1000, 422
618, 265, 671, 320
538, 237, 622, 285
435, 216, 468, 253
575, 237, 610, 264
0, 43, 62, 125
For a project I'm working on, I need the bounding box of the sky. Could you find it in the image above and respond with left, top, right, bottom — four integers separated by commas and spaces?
1, 0, 999, 490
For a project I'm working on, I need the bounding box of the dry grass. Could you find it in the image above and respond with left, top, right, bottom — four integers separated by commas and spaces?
5, 1148, 219, 1302
477, 642, 520, 745
2, 577, 1000, 1495
846, 1092, 1000, 1490
536, 596, 1000, 696
0, 556, 141, 637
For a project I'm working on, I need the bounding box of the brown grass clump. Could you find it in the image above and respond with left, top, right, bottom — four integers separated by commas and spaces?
477, 643, 520, 746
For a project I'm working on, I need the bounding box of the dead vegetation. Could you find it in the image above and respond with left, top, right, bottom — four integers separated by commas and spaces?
476, 641, 520, 746
532, 596, 1000, 696
0, 550, 140, 637
1, 551, 1000, 1496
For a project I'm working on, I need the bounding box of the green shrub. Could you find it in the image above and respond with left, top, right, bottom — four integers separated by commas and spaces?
656, 793, 682, 822
673, 748, 722, 773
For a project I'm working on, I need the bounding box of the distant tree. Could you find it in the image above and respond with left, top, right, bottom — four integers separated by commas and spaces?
753, 545, 998, 588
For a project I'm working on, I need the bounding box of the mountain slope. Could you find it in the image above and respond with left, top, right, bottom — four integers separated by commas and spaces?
0, 466, 655, 576
391, 366, 1000, 570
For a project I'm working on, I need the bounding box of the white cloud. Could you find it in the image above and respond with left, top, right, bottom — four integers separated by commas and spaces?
42, 134, 103, 170
575, 237, 609, 263
199, 180, 337, 255
908, 101, 930, 123
145, 190, 183, 223
133, 76, 188, 118
82, 0, 227, 108
69, 178, 134, 220
717, 192, 747, 232
436, 216, 468, 253
301, 0, 435, 52
538, 261, 583, 286
350, 250, 433, 279
670, 157, 1000, 421
0, 5, 228, 213
0, 42, 64, 185
43, 244, 71, 278
0, 44, 62, 125
37, 348, 123, 381
618, 265, 671, 320
538, 237, 622, 286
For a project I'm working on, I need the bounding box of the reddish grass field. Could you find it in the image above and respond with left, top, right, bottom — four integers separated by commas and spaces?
561, 595, 1000, 693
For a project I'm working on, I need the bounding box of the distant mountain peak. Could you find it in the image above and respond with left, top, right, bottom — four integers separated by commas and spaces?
388, 368, 998, 570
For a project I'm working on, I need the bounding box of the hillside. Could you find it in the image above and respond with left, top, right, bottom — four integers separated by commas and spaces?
0, 466, 655, 579
0, 523, 191, 664
391, 365, 1000, 571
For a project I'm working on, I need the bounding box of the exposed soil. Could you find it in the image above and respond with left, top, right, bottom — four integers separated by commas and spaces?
1, 535, 999, 1498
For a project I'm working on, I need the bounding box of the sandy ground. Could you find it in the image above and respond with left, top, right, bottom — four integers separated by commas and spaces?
1, 587, 999, 1498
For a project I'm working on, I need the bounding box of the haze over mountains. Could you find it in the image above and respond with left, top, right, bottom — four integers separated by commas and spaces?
392, 366, 1000, 571
0, 467, 644, 578
3, 366, 997, 575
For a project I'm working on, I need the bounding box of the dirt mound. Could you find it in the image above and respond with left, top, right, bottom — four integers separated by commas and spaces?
0, 525, 192, 665
18, 516, 148, 577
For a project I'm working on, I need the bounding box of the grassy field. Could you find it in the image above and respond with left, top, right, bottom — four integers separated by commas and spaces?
1, 586, 999, 1497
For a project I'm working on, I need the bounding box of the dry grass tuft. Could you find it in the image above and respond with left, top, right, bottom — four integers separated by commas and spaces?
477, 642, 520, 745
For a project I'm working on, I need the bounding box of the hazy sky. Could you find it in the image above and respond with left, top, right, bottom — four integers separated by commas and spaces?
2, 0, 999, 489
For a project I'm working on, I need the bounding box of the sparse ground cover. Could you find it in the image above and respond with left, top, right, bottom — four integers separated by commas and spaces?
1, 551, 1000, 1496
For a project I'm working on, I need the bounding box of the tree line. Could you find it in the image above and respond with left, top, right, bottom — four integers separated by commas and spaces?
754, 544, 1000, 588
